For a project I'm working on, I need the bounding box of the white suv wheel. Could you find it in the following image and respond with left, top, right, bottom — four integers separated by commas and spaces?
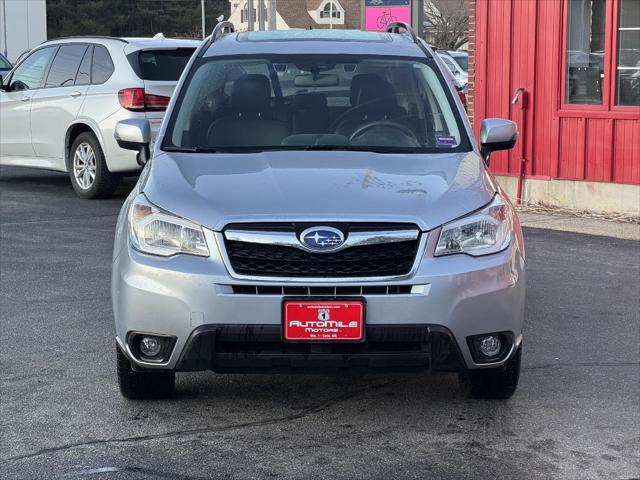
73, 142, 97, 190
69, 132, 119, 199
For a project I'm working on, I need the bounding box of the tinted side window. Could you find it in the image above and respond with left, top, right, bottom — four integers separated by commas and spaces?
75, 46, 93, 85
9, 47, 56, 90
45, 44, 88, 87
92, 45, 114, 84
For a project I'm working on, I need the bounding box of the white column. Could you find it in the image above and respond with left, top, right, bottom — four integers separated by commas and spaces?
201, 0, 206, 39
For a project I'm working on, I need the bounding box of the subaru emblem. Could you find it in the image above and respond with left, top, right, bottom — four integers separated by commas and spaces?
299, 226, 345, 252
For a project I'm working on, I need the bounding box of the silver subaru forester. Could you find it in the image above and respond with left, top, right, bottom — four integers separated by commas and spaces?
112, 23, 525, 400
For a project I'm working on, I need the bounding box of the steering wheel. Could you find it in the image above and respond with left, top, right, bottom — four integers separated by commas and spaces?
349, 120, 419, 144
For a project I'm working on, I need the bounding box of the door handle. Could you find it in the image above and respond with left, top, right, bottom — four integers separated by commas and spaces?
20, 95, 30, 102
70, 91, 82, 98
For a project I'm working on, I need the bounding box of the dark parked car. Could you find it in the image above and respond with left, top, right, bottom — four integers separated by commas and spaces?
0, 53, 12, 81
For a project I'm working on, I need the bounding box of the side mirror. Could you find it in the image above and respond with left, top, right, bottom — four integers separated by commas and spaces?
479, 118, 518, 166
115, 119, 151, 166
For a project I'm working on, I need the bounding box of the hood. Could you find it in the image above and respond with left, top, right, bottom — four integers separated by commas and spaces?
143, 151, 496, 231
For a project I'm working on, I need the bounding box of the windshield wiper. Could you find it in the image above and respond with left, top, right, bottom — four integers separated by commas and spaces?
162, 145, 427, 154
300, 145, 425, 153
162, 146, 219, 153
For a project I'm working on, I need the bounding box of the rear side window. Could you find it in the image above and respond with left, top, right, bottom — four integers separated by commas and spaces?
45, 44, 88, 87
9, 47, 56, 90
129, 49, 195, 81
92, 45, 114, 84
75, 46, 92, 85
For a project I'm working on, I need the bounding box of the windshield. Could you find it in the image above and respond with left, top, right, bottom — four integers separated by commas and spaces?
128, 49, 195, 81
163, 55, 470, 153
451, 55, 468, 71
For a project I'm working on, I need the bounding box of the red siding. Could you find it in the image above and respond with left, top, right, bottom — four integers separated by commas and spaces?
558, 118, 586, 180
473, 0, 640, 186
613, 120, 640, 184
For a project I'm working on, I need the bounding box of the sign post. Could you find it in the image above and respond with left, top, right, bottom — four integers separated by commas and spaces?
363, 0, 421, 33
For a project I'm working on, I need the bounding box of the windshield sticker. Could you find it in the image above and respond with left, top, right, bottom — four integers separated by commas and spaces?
436, 135, 457, 146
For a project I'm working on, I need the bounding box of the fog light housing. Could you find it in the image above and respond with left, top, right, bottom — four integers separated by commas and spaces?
128, 333, 176, 363
479, 335, 501, 357
467, 332, 513, 364
139, 336, 161, 357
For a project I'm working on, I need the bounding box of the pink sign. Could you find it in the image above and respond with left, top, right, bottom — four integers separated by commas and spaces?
364, 6, 411, 31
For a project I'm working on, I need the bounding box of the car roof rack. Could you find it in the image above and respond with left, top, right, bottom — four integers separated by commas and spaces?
386, 22, 433, 58
212, 21, 235, 43
200, 21, 235, 53
42, 35, 129, 44
386, 22, 418, 42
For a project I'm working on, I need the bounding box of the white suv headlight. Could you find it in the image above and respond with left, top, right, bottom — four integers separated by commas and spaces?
435, 194, 513, 257
128, 193, 209, 257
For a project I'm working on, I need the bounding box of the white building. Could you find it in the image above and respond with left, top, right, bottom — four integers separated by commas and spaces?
0, 0, 47, 62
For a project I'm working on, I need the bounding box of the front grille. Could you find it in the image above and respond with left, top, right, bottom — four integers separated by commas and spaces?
230, 285, 414, 295
223, 223, 421, 278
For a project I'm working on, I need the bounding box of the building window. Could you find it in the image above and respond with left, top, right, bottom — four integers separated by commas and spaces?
240, 3, 267, 24
565, 0, 607, 105
615, 0, 640, 105
320, 3, 341, 19
315, 0, 345, 24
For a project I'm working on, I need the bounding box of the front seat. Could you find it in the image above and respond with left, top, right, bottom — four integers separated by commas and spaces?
208, 74, 289, 148
334, 74, 405, 139
291, 93, 330, 134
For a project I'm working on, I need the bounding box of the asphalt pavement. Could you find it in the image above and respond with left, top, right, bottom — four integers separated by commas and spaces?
1, 166, 638, 480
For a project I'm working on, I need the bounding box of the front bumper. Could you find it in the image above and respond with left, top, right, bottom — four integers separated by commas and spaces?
112, 228, 526, 372
167, 324, 465, 373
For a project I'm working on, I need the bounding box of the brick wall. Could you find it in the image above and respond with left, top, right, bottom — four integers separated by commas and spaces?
466, 0, 476, 126
342, 0, 362, 29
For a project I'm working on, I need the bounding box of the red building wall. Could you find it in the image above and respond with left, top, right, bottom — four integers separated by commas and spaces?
472, 0, 640, 185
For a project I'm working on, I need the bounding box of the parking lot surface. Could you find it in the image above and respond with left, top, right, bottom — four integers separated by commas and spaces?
1, 166, 638, 480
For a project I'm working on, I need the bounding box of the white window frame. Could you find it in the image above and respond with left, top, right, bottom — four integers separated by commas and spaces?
315, 1, 345, 25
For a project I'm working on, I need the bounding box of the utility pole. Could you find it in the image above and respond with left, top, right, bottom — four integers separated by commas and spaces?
201, 0, 206, 39
1, 0, 7, 57
258, 0, 265, 31
267, 0, 277, 30
247, 0, 254, 31
413, 0, 424, 38
329, 1, 333, 30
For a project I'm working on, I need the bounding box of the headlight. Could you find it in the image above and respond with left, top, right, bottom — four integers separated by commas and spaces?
435, 194, 513, 257
128, 193, 209, 257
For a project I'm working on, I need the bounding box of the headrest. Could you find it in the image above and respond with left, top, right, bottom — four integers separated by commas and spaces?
356, 76, 397, 112
231, 74, 271, 112
293, 92, 328, 110
349, 74, 379, 106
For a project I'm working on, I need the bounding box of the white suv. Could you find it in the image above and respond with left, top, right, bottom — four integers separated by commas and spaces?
0, 35, 200, 198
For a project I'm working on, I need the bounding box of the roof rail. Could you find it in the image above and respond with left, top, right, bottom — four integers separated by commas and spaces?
42, 35, 129, 44
386, 22, 433, 58
211, 21, 235, 43
386, 22, 419, 42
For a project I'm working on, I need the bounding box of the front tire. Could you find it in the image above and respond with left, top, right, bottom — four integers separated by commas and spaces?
117, 346, 175, 400
69, 132, 120, 199
459, 344, 522, 400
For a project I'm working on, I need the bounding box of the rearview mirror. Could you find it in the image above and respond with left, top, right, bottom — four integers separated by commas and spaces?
294, 74, 339, 87
115, 119, 151, 166
479, 118, 518, 166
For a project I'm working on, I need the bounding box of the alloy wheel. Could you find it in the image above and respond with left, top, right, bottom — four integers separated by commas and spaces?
73, 142, 97, 190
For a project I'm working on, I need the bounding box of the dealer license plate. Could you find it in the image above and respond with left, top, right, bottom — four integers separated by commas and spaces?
283, 300, 364, 341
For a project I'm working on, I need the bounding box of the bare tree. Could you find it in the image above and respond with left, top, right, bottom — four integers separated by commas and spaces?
423, 0, 469, 51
